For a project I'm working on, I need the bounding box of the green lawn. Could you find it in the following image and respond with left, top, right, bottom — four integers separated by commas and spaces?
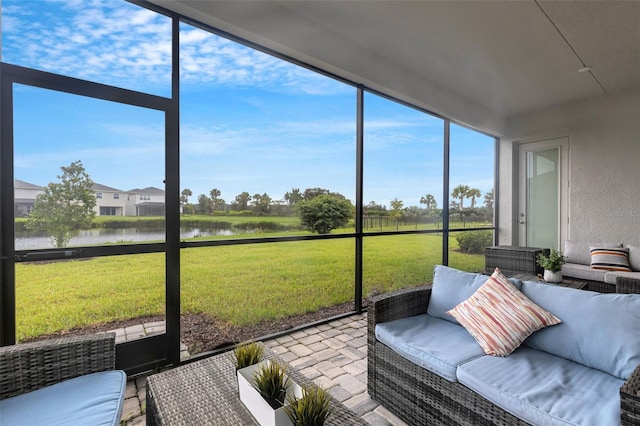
15, 227, 486, 341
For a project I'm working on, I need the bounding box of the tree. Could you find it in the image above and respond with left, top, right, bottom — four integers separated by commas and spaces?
389, 198, 404, 230
364, 200, 387, 216
451, 184, 469, 221
26, 161, 96, 248
297, 194, 353, 234
467, 188, 481, 210
302, 187, 330, 200
252, 193, 271, 215
420, 194, 437, 214
389, 198, 404, 216
196, 194, 212, 215
451, 184, 470, 210
180, 188, 194, 215
209, 188, 221, 215
180, 188, 192, 205
484, 189, 494, 209
284, 188, 303, 205
233, 192, 251, 211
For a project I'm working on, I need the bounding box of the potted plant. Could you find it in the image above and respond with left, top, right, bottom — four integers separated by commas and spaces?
237, 358, 303, 426
285, 386, 333, 426
536, 249, 567, 283
233, 341, 264, 370
253, 361, 292, 409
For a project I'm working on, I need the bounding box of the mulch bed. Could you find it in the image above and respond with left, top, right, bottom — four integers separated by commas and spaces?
24, 300, 370, 355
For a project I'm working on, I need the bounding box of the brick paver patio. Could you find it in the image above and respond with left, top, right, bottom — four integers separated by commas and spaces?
118, 313, 407, 425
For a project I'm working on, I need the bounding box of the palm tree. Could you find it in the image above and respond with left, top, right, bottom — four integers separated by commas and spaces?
209, 188, 221, 215
420, 194, 437, 214
484, 189, 494, 209
451, 185, 469, 211
467, 188, 481, 210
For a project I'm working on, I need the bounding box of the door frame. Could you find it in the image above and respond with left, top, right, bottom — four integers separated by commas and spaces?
515, 137, 570, 249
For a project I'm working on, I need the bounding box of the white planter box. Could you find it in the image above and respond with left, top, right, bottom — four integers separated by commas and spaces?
237, 360, 303, 426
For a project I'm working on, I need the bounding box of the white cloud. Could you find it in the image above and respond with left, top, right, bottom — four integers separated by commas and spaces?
2, 0, 350, 96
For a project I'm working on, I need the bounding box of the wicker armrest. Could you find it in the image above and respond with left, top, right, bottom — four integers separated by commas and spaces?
0, 333, 116, 400
368, 285, 431, 327
617, 277, 640, 294
621, 364, 640, 425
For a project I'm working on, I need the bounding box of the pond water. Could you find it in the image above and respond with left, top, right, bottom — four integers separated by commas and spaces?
15, 227, 237, 250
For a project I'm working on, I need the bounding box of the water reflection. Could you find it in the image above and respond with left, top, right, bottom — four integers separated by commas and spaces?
15, 227, 236, 250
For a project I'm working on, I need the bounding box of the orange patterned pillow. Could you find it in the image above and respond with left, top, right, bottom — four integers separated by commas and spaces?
447, 268, 561, 356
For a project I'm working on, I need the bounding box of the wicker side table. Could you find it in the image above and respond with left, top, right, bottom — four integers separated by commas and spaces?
485, 246, 549, 276
146, 345, 367, 425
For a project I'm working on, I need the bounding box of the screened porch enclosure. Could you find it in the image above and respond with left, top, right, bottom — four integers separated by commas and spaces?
0, 0, 496, 373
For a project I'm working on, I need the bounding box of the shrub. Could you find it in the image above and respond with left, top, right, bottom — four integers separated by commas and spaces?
297, 194, 354, 234
455, 231, 493, 254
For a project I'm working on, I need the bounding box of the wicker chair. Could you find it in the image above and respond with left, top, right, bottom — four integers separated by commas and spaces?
618, 276, 640, 294
367, 286, 640, 426
0, 333, 125, 425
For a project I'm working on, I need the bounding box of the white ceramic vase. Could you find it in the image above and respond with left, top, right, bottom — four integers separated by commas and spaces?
543, 270, 563, 283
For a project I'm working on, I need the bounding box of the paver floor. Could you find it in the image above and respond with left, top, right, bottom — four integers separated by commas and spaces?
119, 312, 407, 425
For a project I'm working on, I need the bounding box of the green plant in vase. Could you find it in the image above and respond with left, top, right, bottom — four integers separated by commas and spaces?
253, 360, 291, 409
233, 341, 264, 370
537, 248, 567, 283
285, 386, 333, 426
536, 249, 566, 273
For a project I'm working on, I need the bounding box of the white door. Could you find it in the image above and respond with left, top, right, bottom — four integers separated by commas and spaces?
517, 138, 569, 249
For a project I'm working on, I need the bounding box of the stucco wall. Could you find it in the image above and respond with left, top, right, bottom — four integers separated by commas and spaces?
498, 89, 640, 246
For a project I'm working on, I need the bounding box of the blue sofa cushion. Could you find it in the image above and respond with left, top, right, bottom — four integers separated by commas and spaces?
375, 313, 485, 382
457, 347, 624, 426
521, 280, 640, 379
427, 265, 521, 325
0, 370, 126, 426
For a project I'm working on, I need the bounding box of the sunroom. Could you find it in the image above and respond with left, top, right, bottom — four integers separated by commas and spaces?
1, 1, 639, 425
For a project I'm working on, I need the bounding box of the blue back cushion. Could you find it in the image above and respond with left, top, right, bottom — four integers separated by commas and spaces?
522, 280, 640, 380
427, 265, 521, 325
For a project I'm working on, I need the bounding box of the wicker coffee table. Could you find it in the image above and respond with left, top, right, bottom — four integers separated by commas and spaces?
146, 346, 367, 425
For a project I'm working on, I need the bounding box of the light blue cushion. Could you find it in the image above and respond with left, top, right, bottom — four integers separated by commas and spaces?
457, 347, 624, 426
0, 370, 126, 426
375, 313, 485, 382
521, 280, 640, 379
427, 265, 521, 325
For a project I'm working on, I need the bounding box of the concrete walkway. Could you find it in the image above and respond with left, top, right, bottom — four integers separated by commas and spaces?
118, 313, 408, 425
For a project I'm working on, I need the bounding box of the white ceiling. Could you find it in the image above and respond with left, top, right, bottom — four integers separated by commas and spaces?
151, 0, 640, 134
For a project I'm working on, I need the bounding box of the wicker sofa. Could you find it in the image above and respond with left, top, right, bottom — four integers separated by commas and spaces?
561, 240, 640, 293
367, 266, 640, 425
0, 333, 126, 425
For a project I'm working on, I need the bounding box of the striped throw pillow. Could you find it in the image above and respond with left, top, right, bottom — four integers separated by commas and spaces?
446, 268, 562, 357
590, 247, 632, 272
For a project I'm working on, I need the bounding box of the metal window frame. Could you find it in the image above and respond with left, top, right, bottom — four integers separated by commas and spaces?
0, 0, 498, 374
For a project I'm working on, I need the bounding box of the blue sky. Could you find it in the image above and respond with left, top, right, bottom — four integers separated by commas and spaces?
2, 0, 494, 209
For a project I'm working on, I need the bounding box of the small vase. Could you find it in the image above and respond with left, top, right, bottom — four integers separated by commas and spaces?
544, 270, 563, 283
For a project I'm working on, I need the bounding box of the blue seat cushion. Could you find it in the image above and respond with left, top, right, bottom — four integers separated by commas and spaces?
375, 313, 485, 382
457, 347, 623, 426
0, 370, 127, 426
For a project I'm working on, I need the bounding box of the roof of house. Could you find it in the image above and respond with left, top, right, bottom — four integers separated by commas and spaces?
92, 183, 124, 192
128, 187, 165, 195
14, 179, 42, 190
